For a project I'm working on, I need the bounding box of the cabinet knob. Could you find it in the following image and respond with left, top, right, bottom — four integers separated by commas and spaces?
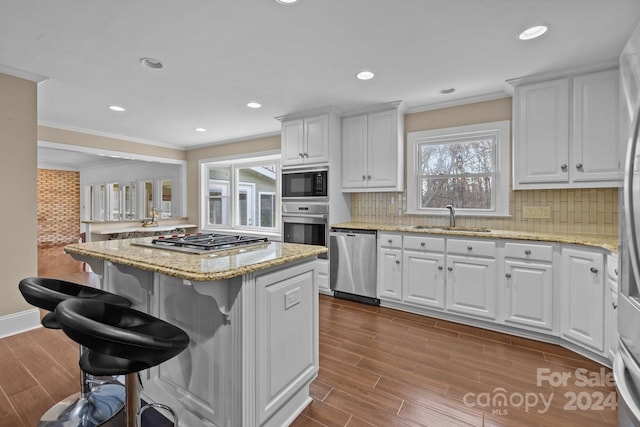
576, 163, 583, 170
437, 265, 443, 270
388, 239, 393, 244
420, 242, 426, 247
304, 152, 309, 158
524, 250, 531, 255
447, 266, 453, 271
615, 268, 619, 276
367, 175, 372, 181
561, 164, 568, 171
613, 302, 618, 309
395, 260, 400, 265
362, 175, 366, 181
467, 245, 473, 251
590, 266, 599, 274
505, 273, 512, 278
298, 153, 304, 158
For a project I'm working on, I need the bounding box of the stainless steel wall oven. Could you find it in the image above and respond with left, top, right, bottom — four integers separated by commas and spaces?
282, 202, 328, 259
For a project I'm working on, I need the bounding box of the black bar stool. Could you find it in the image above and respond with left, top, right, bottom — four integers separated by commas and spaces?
55, 298, 190, 427
18, 277, 132, 427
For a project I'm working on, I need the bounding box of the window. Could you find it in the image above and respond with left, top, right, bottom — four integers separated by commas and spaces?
407, 120, 510, 216
200, 154, 280, 233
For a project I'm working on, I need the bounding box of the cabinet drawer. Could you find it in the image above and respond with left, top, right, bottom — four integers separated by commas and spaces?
403, 235, 445, 252
505, 242, 554, 262
607, 254, 619, 280
447, 239, 495, 257
379, 233, 402, 248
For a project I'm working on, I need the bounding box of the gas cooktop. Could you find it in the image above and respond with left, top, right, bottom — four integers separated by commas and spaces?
131, 233, 269, 254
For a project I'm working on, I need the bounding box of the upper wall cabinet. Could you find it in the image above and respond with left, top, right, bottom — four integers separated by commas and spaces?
341, 102, 404, 192
510, 68, 624, 189
280, 114, 331, 167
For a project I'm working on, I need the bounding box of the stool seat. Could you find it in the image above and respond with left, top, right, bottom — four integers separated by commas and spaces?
19, 277, 131, 329
55, 299, 190, 376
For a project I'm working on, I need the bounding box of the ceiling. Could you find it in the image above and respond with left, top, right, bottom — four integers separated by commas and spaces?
2, 0, 640, 153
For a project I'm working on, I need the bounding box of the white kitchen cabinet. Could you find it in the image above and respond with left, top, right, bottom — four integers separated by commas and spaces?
342, 103, 403, 192
503, 243, 554, 333
281, 114, 329, 167
607, 254, 619, 361
402, 235, 446, 309
511, 68, 622, 189
316, 258, 331, 295
445, 239, 497, 321
560, 247, 605, 353
377, 233, 403, 301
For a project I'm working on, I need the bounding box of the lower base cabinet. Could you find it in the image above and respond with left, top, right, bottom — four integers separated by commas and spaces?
446, 255, 497, 320
504, 259, 554, 332
403, 249, 445, 309
560, 247, 605, 353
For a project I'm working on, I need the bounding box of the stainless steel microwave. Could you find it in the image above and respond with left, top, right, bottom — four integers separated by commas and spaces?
282, 169, 327, 199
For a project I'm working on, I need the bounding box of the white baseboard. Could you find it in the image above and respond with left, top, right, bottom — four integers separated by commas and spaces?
0, 308, 41, 339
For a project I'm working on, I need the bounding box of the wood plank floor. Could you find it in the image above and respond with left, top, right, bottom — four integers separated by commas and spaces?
1, 244, 617, 426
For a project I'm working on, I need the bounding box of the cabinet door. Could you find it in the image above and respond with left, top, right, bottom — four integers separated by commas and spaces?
560, 248, 605, 353
572, 69, 622, 183
504, 260, 553, 332
367, 109, 399, 188
445, 255, 497, 320
378, 247, 402, 301
403, 250, 445, 309
281, 119, 304, 166
342, 114, 368, 189
514, 78, 570, 186
303, 114, 329, 164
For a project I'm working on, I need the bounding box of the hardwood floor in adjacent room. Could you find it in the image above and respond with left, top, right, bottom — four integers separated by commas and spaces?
1, 244, 617, 426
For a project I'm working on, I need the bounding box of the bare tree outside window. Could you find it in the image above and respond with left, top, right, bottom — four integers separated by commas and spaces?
418, 138, 495, 209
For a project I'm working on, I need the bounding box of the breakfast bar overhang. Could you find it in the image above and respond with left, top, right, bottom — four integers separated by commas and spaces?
64, 237, 326, 427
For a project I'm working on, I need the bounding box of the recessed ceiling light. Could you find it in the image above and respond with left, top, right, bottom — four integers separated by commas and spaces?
247, 102, 262, 109
440, 88, 456, 94
356, 70, 375, 81
139, 57, 164, 69
276, 0, 298, 4
108, 105, 126, 112
195, 127, 207, 132
518, 25, 548, 40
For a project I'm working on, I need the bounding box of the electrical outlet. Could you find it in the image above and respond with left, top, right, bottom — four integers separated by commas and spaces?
522, 206, 551, 219
284, 288, 300, 310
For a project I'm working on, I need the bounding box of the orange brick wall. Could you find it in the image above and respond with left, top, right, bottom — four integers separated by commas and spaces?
37, 169, 80, 246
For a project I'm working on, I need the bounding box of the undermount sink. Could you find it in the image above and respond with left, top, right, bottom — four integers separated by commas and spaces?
412, 225, 492, 233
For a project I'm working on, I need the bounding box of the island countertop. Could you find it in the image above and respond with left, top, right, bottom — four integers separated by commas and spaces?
64, 238, 327, 281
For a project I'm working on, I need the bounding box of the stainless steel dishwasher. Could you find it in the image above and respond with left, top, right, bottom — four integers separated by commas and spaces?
329, 228, 379, 305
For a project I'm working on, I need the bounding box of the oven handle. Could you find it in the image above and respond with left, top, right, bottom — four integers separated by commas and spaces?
282, 213, 328, 225
282, 213, 328, 219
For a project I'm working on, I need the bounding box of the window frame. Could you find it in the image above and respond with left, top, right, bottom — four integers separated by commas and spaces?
406, 120, 511, 217
199, 152, 281, 236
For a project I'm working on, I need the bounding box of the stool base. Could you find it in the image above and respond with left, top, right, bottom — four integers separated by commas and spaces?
38, 383, 125, 427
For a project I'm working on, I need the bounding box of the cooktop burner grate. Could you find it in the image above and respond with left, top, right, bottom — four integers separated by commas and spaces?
132, 233, 269, 254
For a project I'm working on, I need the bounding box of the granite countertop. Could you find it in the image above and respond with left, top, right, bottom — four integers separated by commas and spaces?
332, 222, 619, 253
64, 238, 327, 281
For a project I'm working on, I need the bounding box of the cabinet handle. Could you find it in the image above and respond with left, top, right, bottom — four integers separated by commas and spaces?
437, 265, 443, 270
590, 267, 599, 273
576, 163, 583, 170
505, 273, 512, 278
467, 245, 473, 251
395, 260, 400, 265
561, 164, 568, 171
524, 250, 531, 255
420, 242, 426, 247
447, 266, 453, 271
613, 302, 618, 309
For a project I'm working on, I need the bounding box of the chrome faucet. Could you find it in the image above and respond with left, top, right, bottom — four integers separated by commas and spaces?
446, 204, 455, 227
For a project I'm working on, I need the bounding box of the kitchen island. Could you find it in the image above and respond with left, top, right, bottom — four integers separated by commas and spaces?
64, 237, 326, 427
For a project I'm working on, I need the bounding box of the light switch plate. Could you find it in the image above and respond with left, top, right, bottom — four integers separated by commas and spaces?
522, 206, 551, 219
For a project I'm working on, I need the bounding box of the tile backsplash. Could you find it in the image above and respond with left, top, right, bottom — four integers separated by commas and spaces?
351, 188, 619, 237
